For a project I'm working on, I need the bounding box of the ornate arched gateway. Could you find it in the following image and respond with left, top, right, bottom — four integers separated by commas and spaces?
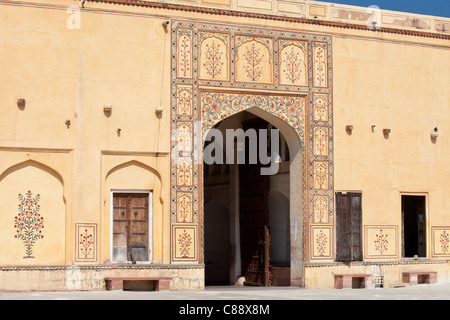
170, 20, 334, 286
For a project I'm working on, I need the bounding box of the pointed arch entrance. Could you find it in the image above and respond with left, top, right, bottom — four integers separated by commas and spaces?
170, 21, 334, 289
202, 94, 304, 287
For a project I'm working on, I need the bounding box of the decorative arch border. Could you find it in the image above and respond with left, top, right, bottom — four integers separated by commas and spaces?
0, 159, 68, 262
200, 91, 306, 144
104, 159, 165, 203
170, 20, 334, 264
0, 159, 67, 203
101, 159, 166, 263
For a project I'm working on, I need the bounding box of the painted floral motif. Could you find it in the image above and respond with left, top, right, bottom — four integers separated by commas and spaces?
76, 224, 96, 261
315, 230, 328, 256
171, 22, 334, 263
314, 127, 328, 156
313, 95, 328, 121
282, 46, 304, 84
178, 229, 192, 258
79, 228, 94, 259
314, 162, 328, 189
177, 193, 192, 223
374, 229, 389, 255
201, 92, 305, 146
177, 160, 192, 185
243, 42, 264, 81
175, 123, 192, 153
313, 45, 327, 87
440, 231, 449, 254
177, 87, 192, 115
177, 30, 192, 78
203, 39, 224, 79
314, 196, 328, 223
14, 191, 44, 258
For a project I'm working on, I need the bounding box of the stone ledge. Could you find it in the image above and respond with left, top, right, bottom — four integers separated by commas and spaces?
0, 264, 205, 271
305, 259, 450, 268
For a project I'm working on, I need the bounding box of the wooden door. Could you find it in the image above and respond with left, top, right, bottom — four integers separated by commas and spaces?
336, 192, 362, 261
113, 193, 149, 262
239, 118, 272, 286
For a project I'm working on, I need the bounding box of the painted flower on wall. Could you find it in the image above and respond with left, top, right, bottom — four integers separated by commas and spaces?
315, 230, 328, 256
440, 231, 449, 254
203, 40, 224, 79
283, 46, 303, 84
178, 229, 192, 258
243, 42, 264, 81
14, 191, 44, 258
79, 229, 94, 259
374, 229, 389, 255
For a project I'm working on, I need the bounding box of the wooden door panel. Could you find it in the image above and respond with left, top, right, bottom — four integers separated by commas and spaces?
336, 192, 362, 262
112, 194, 130, 261
112, 193, 149, 262
128, 194, 149, 261
352, 246, 361, 261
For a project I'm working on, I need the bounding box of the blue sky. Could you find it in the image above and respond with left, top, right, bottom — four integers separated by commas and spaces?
313, 0, 450, 18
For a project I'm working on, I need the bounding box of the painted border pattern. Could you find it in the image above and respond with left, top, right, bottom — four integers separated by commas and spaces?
364, 225, 399, 259
310, 225, 333, 260
431, 227, 450, 257
170, 20, 334, 263
75, 223, 97, 262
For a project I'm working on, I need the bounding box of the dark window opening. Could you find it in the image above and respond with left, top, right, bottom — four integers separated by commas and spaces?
402, 195, 426, 258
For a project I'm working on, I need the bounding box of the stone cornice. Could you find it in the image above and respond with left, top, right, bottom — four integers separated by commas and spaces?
85, 0, 450, 40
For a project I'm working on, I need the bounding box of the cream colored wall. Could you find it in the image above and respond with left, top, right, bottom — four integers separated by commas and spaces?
0, 0, 171, 265
0, 266, 204, 290
333, 35, 450, 259
0, 162, 66, 264
305, 262, 450, 289
0, 1, 171, 151
0, 0, 449, 273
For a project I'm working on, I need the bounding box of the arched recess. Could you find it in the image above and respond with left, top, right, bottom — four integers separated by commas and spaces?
105, 160, 164, 204
203, 105, 304, 286
0, 160, 66, 265
0, 160, 67, 202
103, 160, 165, 264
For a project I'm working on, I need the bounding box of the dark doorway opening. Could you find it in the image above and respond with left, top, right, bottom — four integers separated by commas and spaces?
203, 111, 291, 286
239, 118, 272, 286
402, 195, 426, 258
